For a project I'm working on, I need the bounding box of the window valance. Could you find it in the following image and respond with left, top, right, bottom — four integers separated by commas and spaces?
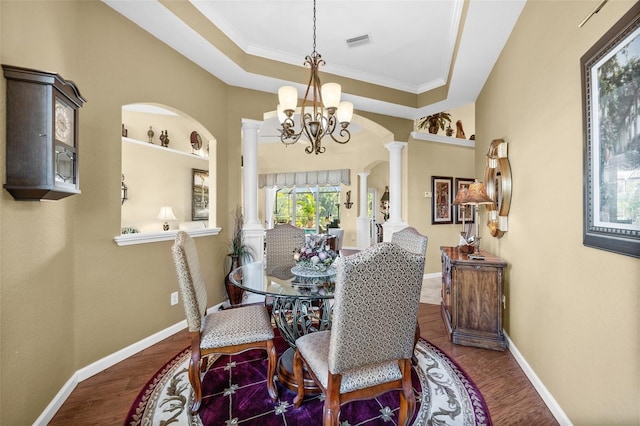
259, 169, 350, 188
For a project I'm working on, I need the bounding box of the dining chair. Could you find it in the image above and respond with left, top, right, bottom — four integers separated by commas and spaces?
327, 228, 344, 252
391, 226, 428, 257
391, 226, 428, 363
171, 231, 277, 414
265, 223, 306, 280
292, 242, 425, 426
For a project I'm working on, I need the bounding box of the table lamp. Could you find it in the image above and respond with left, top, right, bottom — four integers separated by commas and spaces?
457, 180, 494, 255
452, 187, 472, 244
157, 205, 177, 231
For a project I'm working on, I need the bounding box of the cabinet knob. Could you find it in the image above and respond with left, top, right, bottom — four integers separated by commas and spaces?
39, 133, 46, 137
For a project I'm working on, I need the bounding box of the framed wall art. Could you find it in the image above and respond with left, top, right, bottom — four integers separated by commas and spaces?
192, 168, 209, 221
431, 176, 453, 224
581, 3, 640, 258
454, 178, 475, 224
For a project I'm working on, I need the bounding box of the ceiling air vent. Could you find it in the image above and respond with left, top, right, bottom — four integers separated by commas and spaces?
346, 34, 371, 48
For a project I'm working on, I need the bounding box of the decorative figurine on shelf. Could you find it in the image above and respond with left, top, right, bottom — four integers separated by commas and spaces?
147, 126, 154, 144
456, 120, 466, 139
121, 124, 128, 137
446, 124, 454, 137
163, 130, 170, 147
160, 130, 170, 147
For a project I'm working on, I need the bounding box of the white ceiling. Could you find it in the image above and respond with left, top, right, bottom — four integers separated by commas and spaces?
103, 0, 525, 121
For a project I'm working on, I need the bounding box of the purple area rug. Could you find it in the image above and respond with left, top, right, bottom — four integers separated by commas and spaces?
126, 333, 491, 425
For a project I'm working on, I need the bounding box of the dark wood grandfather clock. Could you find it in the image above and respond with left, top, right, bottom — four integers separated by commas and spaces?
2, 64, 86, 200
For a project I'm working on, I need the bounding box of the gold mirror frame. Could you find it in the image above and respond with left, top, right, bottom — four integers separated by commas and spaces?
484, 139, 512, 238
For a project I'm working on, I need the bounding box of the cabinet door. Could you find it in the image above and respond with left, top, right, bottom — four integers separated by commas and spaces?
6, 81, 51, 187
453, 265, 501, 335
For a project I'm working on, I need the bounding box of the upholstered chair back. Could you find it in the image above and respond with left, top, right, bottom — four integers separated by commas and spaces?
265, 223, 306, 278
327, 228, 344, 252
391, 226, 428, 257
329, 242, 425, 374
171, 231, 208, 332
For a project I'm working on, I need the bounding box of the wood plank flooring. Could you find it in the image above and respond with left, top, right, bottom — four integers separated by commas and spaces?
49, 303, 559, 425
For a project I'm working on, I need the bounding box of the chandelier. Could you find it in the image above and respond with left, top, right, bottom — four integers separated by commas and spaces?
277, 0, 353, 155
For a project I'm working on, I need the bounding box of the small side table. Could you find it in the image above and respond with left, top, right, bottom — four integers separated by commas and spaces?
440, 246, 507, 351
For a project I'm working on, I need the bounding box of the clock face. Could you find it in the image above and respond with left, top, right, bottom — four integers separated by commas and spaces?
55, 98, 74, 145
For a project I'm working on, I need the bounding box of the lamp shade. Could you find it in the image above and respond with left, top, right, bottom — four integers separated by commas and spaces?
278, 86, 298, 112
461, 181, 494, 205
321, 82, 341, 110
452, 187, 468, 205
276, 104, 287, 124
157, 206, 177, 221
336, 101, 353, 124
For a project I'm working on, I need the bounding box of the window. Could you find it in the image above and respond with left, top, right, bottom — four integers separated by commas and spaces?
275, 186, 341, 233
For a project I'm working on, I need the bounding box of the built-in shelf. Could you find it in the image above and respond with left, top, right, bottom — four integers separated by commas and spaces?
411, 131, 475, 148
122, 137, 209, 161
114, 227, 221, 246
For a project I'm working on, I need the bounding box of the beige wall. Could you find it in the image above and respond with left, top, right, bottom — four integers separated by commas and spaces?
0, 2, 231, 423
477, 1, 639, 423
3, 1, 637, 424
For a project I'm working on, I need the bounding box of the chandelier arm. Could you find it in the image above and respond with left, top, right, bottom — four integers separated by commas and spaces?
276, 0, 351, 154
280, 117, 304, 145
329, 127, 351, 145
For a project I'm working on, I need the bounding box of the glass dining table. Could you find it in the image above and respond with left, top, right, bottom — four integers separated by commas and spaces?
228, 261, 336, 393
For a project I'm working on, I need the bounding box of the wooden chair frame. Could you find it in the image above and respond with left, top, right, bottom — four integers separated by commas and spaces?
292, 352, 415, 426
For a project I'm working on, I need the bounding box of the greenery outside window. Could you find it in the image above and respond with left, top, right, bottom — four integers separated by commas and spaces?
275, 186, 341, 233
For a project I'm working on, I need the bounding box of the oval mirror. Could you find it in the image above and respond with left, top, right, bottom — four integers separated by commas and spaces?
484, 139, 512, 238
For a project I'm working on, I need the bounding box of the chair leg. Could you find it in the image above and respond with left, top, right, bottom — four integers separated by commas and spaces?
292, 349, 305, 407
266, 339, 278, 401
323, 374, 342, 426
412, 322, 420, 365
188, 345, 203, 414
398, 359, 416, 426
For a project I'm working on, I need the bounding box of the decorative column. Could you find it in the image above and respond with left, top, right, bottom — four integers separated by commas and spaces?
356, 171, 370, 247
264, 186, 277, 230
241, 119, 265, 303
383, 141, 408, 240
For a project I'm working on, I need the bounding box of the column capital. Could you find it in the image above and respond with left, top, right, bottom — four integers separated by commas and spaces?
358, 171, 370, 178
241, 118, 263, 130
384, 141, 407, 151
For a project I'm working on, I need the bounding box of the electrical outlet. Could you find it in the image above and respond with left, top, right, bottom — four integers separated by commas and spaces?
171, 291, 179, 306
424, 191, 432, 198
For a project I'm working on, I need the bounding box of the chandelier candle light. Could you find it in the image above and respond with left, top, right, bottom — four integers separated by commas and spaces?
277, 0, 354, 155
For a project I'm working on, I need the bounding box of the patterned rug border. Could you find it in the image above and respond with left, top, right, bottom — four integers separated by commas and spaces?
125, 337, 492, 425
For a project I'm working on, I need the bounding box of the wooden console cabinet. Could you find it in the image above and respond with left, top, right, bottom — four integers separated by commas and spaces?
440, 246, 507, 351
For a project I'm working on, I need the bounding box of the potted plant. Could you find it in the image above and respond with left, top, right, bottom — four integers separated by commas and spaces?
224, 207, 254, 306
416, 112, 452, 134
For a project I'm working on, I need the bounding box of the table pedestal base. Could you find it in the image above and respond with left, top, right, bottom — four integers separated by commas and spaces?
277, 347, 322, 394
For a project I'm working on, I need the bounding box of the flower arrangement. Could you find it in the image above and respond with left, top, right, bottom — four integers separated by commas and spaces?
293, 234, 338, 271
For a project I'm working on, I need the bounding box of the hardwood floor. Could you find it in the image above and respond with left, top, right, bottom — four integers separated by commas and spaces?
49, 303, 559, 425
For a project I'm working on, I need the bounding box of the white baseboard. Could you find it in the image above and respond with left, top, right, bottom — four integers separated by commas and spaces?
504, 331, 573, 426
34, 302, 224, 426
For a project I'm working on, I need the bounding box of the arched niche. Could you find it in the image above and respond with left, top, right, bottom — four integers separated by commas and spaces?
115, 103, 219, 245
